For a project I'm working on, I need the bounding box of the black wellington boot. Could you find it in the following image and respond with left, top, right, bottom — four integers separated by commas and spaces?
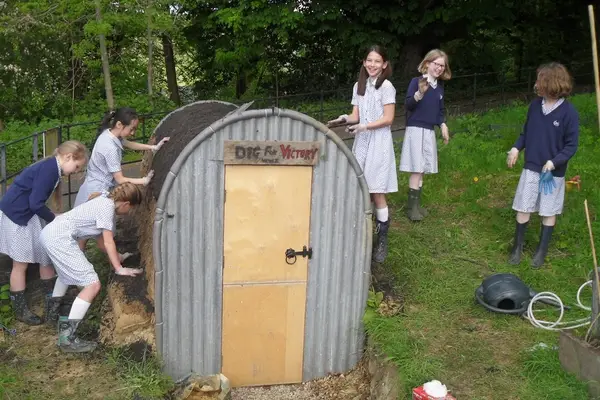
373, 219, 390, 263
532, 225, 554, 269
57, 316, 97, 353
417, 187, 428, 217
10, 290, 43, 325
508, 221, 528, 265
406, 189, 423, 222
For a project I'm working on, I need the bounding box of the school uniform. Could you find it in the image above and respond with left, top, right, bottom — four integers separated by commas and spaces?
73, 130, 123, 207
0, 157, 60, 265
400, 75, 445, 174
40, 193, 116, 287
512, 97, 579, 217
351, 78, 398, 193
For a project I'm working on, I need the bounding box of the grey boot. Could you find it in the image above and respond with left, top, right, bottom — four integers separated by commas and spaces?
532, 225, 554, 269
508, 221, 528, 265
10, 290, 42, 325
372, 219, 390, 263
406, 189, 424, 221
45, 297, 63, 327
57, 316, 97, 353
417, 188, 428, 217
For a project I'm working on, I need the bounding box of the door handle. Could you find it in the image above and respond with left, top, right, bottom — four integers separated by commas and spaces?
285, 246, 312, 265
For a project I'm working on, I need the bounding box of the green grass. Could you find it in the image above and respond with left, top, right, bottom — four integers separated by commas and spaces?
0, 247, 174, 400
366, 93, 599, 399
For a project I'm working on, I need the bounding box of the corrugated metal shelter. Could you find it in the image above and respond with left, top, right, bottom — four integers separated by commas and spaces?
148, 100, 372, 386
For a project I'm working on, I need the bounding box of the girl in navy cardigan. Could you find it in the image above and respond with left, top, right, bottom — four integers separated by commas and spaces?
507, 62, 579, 268
399, 49, 452, 221
0, 141, 87, 325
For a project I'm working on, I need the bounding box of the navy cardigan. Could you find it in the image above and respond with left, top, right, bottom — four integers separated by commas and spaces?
0, 157, 59, 226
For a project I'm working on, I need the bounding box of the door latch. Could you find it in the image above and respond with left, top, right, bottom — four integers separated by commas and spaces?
285, 246, 312, 265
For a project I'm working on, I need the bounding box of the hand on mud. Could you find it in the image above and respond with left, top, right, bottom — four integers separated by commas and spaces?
506, 148, 519, 168
347, 124, 367, 135
441, 124, 450, 144
119, 252, 133, 263
539, 171, 556, 195
116, 267, 143, 277
141, 170, 154, 186
152, 137, 170, 153
327, 114, 348, 127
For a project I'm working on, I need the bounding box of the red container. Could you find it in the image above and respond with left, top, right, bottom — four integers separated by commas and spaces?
412, 386, 456, 400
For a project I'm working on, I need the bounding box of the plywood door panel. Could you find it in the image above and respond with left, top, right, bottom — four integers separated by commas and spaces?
222, 165, 312, 387
221, 283, 306, 386
223, 165, 312, 284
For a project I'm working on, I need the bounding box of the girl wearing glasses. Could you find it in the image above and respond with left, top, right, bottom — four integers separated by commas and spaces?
399, 49, 452, 221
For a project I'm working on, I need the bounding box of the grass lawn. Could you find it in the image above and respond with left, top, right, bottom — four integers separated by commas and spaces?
365, 93, 600, 399
1, 94, 598, 400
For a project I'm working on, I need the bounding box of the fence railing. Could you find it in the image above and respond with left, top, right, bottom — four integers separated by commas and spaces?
1, 60, 595, 208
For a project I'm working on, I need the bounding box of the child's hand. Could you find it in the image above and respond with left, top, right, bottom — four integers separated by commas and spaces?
327, 115, 348, 127
152, 137, 170, 153
418, 77, 429, 95
542, 160, 555, 172
347, 124, 367, 135
506, 148, 519, 168
115, 266, 143, 277
441, 123, 450, 144
141, 170, 154, 186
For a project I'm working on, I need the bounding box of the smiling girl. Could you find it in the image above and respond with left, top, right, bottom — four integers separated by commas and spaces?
399, 49, 452, 221
0, 141, 87, 325
328, 45, 398, 263
73, 107, 168, 257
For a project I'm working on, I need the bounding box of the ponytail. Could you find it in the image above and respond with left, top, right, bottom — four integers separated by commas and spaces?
98, 107, 138, 136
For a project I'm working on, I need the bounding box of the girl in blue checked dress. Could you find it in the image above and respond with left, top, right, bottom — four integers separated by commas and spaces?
0, 141, 87, 325
399, 49, 452, 222
507, 62, 579, 268
328, 45, 398, 263
74, 107, 169, 259
41, 182, 143, 353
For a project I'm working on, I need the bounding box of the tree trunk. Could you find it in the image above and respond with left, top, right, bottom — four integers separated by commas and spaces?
161, 34, 180, 105
147, 0, 153, 98
95, 0, 114, 110
398, 40, 425, 81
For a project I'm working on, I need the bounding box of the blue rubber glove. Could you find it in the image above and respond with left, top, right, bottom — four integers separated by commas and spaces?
539, 171, 556, 195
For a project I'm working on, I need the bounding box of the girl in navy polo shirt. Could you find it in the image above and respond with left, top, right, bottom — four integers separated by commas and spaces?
507, 62, 579, 268
0, 141, 87, 325
399, 49, 452, 221
74, 107, 169, 259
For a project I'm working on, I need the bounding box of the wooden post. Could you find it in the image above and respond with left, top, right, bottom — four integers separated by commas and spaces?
589, 5, 600, 339
589, 5, 600, 134
585, 200, 600, 339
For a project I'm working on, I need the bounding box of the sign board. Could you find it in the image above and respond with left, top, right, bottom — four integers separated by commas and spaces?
224, 140, 321, 166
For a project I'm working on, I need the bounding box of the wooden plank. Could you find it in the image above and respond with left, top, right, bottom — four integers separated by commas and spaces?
223, 165, 312, 284
43, 128, 59, 158
222, 283, 307, 387
223, 140, 321, 166
222, 164, 313, 386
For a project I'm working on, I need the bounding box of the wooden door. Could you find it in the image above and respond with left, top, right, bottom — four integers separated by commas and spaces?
222, 165, 312, 387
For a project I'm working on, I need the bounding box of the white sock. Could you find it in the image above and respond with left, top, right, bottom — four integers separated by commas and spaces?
376, 207, 389, 222
68, 297, 91, 320
52, 278, 69, 297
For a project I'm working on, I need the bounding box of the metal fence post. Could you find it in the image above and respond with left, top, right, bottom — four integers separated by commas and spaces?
0, 144, 6, 195
32, 133, 39, 162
